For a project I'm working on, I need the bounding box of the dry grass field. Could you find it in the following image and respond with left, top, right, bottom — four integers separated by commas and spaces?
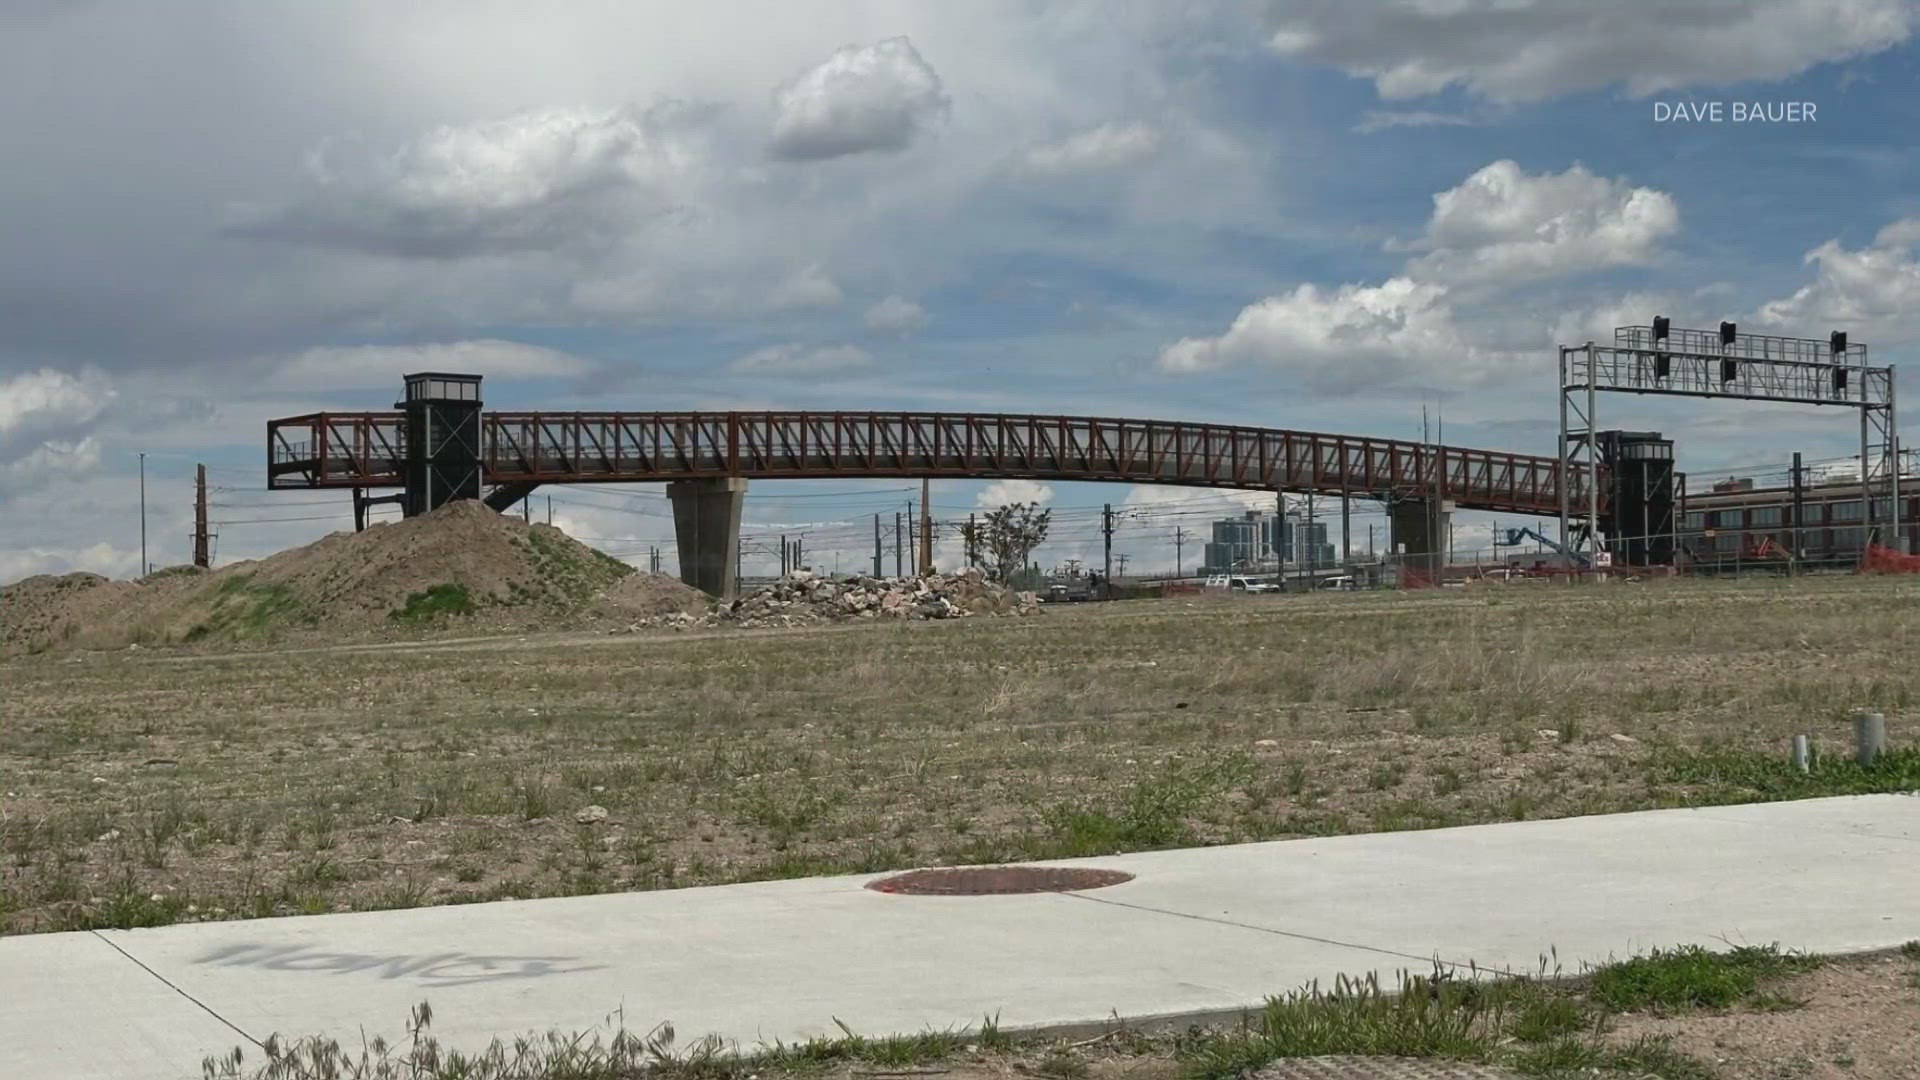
5, 574, 1920, 937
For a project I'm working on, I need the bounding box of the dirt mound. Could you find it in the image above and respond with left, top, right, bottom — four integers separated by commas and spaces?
617, 568, 1040, 632
229, 500, 631, 623
591, 573, 711, 621
0, 501, 636, 653
1, 573, 134, 652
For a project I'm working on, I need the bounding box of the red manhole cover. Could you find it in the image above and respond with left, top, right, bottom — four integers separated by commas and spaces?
866, 866, 1134, 895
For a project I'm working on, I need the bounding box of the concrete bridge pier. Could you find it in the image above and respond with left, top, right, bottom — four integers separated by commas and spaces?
1390, 497, 1453, 580
668, 477, 747, 598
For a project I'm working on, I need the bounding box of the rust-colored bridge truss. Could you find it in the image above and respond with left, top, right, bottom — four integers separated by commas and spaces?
268, 410, 1586, 515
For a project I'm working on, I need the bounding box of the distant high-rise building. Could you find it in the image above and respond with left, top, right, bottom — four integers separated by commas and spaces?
1201, 510, 1287, 572
1295, 520, 1336, 567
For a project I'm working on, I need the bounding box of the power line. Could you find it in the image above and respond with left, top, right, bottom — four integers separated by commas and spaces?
212, 511, 396, 526
210, 498, 352, 509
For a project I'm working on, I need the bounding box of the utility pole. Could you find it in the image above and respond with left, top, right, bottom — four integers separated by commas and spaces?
1101, 503, 1114, 599
906, 500, 916, 573
894, 512, 903, 577
966, 512, 978, 569
1368, 523, 1375, 558
1116, 553, 1130, 578
138, 452, 147, 576
780, 534, 788, 576
918, 477, 932, 575
1341, 482, 1351, 568
1174, 525, 1185, 577
1306, 490, 1317, 579
192, 464, 210, 569
1434, 405, 1446, 579
546, 495, 553, 525
1274, 491, 1288, 576
873, 514, 883, 577
1791, 451, 1805, 564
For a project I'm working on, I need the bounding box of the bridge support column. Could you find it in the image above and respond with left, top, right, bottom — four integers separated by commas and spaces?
1390, 498, 1453, 581
668, 477, 747, 598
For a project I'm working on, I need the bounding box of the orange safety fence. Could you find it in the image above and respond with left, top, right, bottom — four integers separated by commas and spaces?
1860, 543, 1920, 574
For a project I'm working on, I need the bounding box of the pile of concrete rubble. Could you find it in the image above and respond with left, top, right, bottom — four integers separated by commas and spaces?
614, 568, 1041, 631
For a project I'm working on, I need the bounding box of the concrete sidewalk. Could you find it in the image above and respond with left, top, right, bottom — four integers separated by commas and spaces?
6, 795, 1919, 1080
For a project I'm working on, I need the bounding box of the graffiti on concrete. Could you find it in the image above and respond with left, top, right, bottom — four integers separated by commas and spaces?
194, 943, 605, 987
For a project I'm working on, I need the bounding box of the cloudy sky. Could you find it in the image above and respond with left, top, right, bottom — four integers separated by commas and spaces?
4, 0, 1919, 580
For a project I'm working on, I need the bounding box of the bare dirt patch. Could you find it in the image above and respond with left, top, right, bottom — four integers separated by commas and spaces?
1608, 951, 1920, 1079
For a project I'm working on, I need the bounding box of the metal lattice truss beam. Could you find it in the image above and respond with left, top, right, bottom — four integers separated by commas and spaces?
1599, 325, 1885, 407
1561, 326, 1898, 553
268, 411, 1588, 516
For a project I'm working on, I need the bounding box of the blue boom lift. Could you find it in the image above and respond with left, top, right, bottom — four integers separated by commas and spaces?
1493, 527, 1594, 571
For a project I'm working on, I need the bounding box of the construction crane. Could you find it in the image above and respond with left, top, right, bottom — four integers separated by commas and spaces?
1494, 526, 1593, 570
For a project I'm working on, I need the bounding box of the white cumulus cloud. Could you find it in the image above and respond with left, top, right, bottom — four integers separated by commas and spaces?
1157, 277, 1491, 395
977, 479, 1054, 508
228, 102, 712, 258
0, 366, 114, 439
729, 343, 873, 374
1018, 121, 1161, 175
0, 541, 140, 583
769, 37, 948, 161
864, 295, 929, 335
4, 437, 100, 482
1262, 0, 1914, 104
1757, 217, 1920, 336
1401, 160, 1678, 286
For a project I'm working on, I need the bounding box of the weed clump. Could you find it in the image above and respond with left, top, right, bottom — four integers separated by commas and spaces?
389, 584, 477, 623
1585, 943, 1818, 1013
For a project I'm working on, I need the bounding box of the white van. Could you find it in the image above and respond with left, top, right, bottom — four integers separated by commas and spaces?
1318, 575, 1357, 591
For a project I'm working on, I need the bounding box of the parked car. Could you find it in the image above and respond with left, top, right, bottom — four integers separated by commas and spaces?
1318, 575, 1357, 591
1206, 574, 1279, 593
1042, 580, 1095, 602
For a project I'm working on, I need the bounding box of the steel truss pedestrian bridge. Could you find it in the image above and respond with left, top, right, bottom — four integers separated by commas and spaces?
268, 377, 1595, 595
269, 408, 1582, 515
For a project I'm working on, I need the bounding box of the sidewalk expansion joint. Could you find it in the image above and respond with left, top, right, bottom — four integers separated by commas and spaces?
1061, 893, 1522, 978
92, 931, 259, 1048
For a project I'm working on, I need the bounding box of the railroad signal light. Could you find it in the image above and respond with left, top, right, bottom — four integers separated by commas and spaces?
1652, 316, 1669, 340
1831, 330, 1847, 354
1651, 315, 1671, 378
1720, 358, 1739, 383
1833, 365, 1849, 393
1719, 321, 1737, 346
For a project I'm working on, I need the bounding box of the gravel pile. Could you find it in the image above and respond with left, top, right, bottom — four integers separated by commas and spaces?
616, 568, 1041, 631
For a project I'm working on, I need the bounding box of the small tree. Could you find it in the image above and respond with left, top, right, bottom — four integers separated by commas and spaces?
967, 502, 1051, 582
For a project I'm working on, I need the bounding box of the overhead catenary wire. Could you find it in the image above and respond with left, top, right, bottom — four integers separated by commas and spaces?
212, 510, 399, 526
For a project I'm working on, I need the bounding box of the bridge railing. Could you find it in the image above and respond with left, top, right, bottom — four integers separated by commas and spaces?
268, 412, 406, 482
269, 410, 1586, 515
